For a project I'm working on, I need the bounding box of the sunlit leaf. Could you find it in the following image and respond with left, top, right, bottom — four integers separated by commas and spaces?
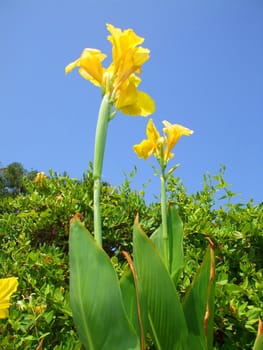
151, 206, 184, 285
120, 252, 149, 350
182, 238, 215, 350
69, 219, 140, 350
133, 217, 189, 350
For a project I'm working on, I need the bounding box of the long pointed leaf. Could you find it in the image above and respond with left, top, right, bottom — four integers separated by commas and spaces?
133, 217, 189, 350
69, 219, 140, 350
253, 319, 263, 350
182, 237, 215, 350
167, 207, 185, 284
121, 251, 149, 350
151, 207, 184, 285
120, 268, 139, 334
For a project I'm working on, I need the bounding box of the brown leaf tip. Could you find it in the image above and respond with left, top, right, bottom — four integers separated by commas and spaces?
258, 318, 263, 336
70, 212, 83, 225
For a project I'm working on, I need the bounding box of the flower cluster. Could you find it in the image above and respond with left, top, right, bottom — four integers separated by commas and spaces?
66, 22, 194, 176
133, 118, 193, 168
65, 24, 155, 117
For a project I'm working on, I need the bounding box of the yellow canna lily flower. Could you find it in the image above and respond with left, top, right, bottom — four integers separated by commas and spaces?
0, 277, 18, 319
133, 119, 163, 159
65, 48, 107, 88
65, 24, 155, 117
134, 119, 193, 167
162, 120, 193, 161
34, 172, 47, 186
106, 24, 150, 92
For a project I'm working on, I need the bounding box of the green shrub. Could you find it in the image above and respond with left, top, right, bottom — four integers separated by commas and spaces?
0, 166, 262, 349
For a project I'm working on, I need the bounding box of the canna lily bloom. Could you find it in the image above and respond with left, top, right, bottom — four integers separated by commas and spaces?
134, 118, 193, 167
162, 120, 193, 162
133, 119, 163, 159
65, 23, 155, 117
34, 172, 47, 186
0, 277, 18, 319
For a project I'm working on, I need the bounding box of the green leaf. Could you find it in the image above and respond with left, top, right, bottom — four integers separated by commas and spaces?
69, 219, 140, 350
120, 269, 140, 335
182, 238, 215, 350
151, 207, 184, 285
120, 267, 149, 338
253, 319, 263, 350
150, 224, 163, 257
167, 207, 185, 284
133, 217, 189, 350
120, 260, 149, 348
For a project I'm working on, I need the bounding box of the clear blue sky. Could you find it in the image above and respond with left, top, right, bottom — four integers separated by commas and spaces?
1, 1, 262, 204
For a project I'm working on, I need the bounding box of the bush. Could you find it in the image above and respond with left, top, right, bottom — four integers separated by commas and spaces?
0, 233, 80, 349
0, 166, 262, 349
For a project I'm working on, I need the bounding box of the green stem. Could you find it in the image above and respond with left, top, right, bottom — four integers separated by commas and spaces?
160, 168, 169, 270
93, 93, 112, 246
93, 177, 102, 246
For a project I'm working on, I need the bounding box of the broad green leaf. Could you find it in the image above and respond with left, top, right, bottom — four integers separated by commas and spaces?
182, 238, 215, 350
253, 319, 263, 350
69, 219, 140, 350
120, 262, 149, 347
167, 207, 184, 284
151, 207, 184, 285
150, 224, 164, 258
120, 269, 140, 335
133, 218, 189, 350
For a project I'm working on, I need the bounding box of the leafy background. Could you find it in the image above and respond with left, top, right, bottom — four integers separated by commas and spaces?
0, 162, 262, 349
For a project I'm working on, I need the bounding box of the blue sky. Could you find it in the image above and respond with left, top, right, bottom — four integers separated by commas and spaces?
1, 1, 262, 204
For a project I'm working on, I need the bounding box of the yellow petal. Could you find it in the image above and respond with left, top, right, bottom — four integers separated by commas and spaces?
113, 47, 150, 90
65, 58, 80, 74
133, 139, 154, 159
78, 48, 106, 86
78, 67, 104, 87
116, 78, 155, 117
107, 24, 150, 90
119, 91, 155, 117
106, 23, 144, 64
0, 277, 18, 319
132, 47, 150, 66
162, 120, 193, 160
0, 308, 8, 318
65, 48, 106, 87
146, 118, 160, 143
133, 119, 161, 160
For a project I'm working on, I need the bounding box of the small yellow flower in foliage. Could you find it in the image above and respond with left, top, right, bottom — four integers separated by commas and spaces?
35, 304, 47, 314
134, 118, 193, 168
34, 172, 47, 186
0, 277, 18, 319
65, 23, 155, 117
56, 193, 64, 201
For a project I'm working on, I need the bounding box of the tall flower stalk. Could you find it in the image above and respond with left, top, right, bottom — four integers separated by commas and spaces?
66, 24, 218, 350
133, 118, 193, 268
65, 24, 155, 246
93, 93, 112, 245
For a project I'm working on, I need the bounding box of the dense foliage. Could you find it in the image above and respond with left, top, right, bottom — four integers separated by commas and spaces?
0, 164, 262, 349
